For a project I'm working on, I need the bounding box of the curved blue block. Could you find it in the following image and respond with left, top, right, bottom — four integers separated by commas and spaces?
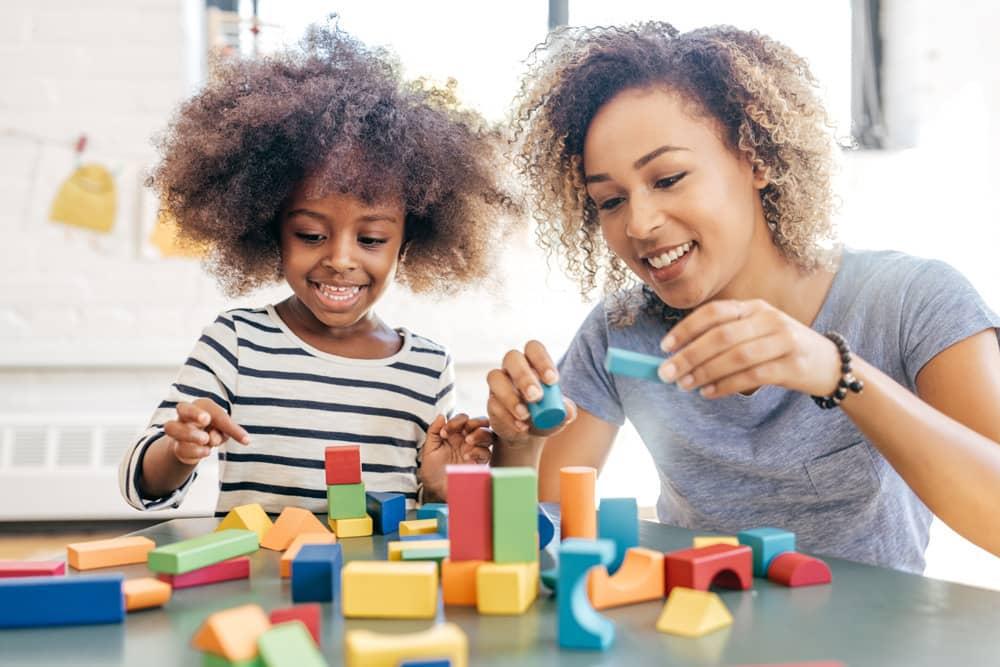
538, 505, 555, 550
558, 538, 615, 651
598, 497, 638, 574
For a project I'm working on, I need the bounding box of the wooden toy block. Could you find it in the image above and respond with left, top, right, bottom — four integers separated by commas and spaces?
538, 505, 555, 550
157, 556, 250, 589
388, 539, 450, 561
341, 561, 438, 619
398, 661, 452, 667
476, 561, 539, 615
216, 503, 273, 541
148, 529, 258, 575
527, 382, 566, 429
329, 514, 373, 538
291, 543, 343, 604
441, 558, 483, 606
446, 464, 492, 561
202, 653, 263, 667
540, 567, 558, 593
767, 552, 832, 587
192, 603, 270, 661
558, 538, 615, 650
560, 466, 597, 540
257, 621, 326, 667
655, 586, 732, 637
269, 603, 321, 645
738, 527, 795, 577
123, 577, 172, 611
400, 533, 446, 542
399, 518, 438, 536
0, 560, 65, 578
597, 497, 638, 573
664, 543, 753, 594
0, 573, 124, 627
66, 535, 156, 570
325, 445, 362, 485
604, 347, 665, 382
587, 546, 665, 610
280, 533, 337, 578
427, 506, 449, 537
402, 545, 449, 568
416, 502, 447, 519
492, 467, 538, 563
260, 507, 330, 551
327, 482, 367, 519
693, 536, 740, 548
367, 491, 406, 535
344, 622, 468, 667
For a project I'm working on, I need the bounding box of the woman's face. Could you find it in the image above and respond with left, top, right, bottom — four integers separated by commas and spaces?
582, 86, 770, 310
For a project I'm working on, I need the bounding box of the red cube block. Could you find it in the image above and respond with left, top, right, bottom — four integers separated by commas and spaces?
325, 445, 361, 485
269, 603, 322, 645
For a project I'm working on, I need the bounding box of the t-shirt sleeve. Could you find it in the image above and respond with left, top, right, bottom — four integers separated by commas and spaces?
900, 259, 1000, 385
557, 303, 626, 426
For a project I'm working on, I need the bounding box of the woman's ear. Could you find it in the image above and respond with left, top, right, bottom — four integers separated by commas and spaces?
751, 162, 770, 190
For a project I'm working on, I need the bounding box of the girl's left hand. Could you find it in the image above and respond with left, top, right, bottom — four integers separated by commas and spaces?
419, 413, 495, 500
657, 299, 842, 399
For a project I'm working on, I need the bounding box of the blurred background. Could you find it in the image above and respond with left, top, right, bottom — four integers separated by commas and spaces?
1, 0, 997, 588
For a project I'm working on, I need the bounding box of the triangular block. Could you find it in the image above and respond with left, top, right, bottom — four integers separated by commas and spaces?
656, 587, 732, 638
260, 507, 329, 551
191, 603, 271, 661
216, 504, 273, 542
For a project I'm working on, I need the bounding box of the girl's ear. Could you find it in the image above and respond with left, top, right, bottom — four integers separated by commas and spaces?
398, 240, 410, 262
751, 162, 770, 190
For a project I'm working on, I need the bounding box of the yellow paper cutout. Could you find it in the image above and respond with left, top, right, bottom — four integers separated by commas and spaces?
149, 208, 206, 258
49, 163, 117, 233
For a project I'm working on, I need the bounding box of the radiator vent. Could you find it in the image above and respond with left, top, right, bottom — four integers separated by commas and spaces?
10, 426, 48, 467
56, 427, 94, 467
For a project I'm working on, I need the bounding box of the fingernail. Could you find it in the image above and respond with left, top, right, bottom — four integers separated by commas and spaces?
659, 363, 677, 382
241, 435, 251, 445
466, 435, 474, 444
661, 335, 676, 352
516, 405, 530, 420
525, 386, 542, 402
543, 370, 558, 384
700, 385, 716, 397
441, 429, 448, 439
679, 375, 694, 389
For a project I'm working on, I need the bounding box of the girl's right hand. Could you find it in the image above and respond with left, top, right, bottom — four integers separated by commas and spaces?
486, 340, 577, 446
164, 398, 251, 465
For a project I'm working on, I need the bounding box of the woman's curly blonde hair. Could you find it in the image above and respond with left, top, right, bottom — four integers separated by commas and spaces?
512, 22, 838, 321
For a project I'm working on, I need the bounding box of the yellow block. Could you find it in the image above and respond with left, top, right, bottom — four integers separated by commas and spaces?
329, 515, 373, 538
191, 604, 271, 661
656, 587, 733, 638
66, 536, 156, 570
342, 561, 438, 619
217, 504, 273, 541
692, 536, 740, 549
476, 561, 539, 615
280, 532, 337, 578
123, 577, 172, 611
345, 622, 467, 667
387, 539, 450, 561
398, 518, 438, 536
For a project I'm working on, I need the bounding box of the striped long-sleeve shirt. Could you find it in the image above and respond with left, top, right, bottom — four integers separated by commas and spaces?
118, 305, 455, 515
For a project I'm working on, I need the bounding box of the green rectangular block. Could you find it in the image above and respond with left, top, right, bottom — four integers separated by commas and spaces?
492, 467, 538, 563
258, 621, 325, 667
202, 652, 263, 667
401, 545, 449, 564
327, 482, 366, 519
147, 529, 258, 575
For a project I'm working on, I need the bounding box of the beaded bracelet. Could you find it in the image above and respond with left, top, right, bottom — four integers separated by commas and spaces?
811, 331, 864, 409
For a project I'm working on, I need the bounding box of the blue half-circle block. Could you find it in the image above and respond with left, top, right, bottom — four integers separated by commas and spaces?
538, 505, 555, 550
528, 383, 567, 430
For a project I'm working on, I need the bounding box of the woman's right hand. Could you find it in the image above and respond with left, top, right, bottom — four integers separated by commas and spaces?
486, 340, 577, 447
164, 398, 251, 465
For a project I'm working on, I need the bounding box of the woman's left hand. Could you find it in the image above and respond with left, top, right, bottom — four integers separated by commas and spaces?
657, 299, 842, 399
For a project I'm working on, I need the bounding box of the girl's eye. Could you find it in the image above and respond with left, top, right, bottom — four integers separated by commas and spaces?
359, 237, 388, 247
655, 172, 686, 189
295, 233, 325, 244
598, 196, 625, 212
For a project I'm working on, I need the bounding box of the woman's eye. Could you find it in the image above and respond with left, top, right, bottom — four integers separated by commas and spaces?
655, 172, 686, 189
359, 237, 388, 247
598, 197, 624, 212
295, 233, 325, 244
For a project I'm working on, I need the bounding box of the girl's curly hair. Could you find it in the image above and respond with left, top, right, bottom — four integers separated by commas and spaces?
511, 22, 838, 321
150, 21, 517, 296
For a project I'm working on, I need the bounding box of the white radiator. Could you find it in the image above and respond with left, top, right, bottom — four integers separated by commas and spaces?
0, 415, 218, 520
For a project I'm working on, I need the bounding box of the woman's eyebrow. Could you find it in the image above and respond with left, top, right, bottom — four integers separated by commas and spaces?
584, 144, 690, 184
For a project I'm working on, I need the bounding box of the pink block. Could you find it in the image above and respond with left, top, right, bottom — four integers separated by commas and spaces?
447, 464, 492, 561
0, 560, 66, 578
156, 556, 250, 589
269, 603, 322, 645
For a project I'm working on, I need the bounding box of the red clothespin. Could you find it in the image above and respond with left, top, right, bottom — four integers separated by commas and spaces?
74, 134, 87, 166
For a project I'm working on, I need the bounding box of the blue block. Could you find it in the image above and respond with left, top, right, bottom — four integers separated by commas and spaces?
417, 505, 449, 537
398, 661, 451, 667
416, 502, 447, 520
738, 527, 795, 576
558, 538, 615, 650
538, 504, 555, 550
291, 543, 343, 603
598, 498, 638, 574
528, 382, 567, 430
604, 347, 665, 382
366, 491, 406, 535
0, 574, 125, 628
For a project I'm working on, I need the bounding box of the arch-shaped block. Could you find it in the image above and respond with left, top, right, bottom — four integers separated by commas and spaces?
767, 552, 832, 587
587, 547, 665, 610
664, 543, 752, 595
344, 622, 467, 667
558, 538, 615, 651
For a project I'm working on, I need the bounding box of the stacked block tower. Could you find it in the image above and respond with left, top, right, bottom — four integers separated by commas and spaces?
325, 445, 373, 537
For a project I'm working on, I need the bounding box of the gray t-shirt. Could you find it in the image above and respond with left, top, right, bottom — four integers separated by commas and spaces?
559, 249, 1000, 573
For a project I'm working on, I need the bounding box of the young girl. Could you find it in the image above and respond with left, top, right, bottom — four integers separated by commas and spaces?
119, 24, 512, 515
488, 23, 1000, 572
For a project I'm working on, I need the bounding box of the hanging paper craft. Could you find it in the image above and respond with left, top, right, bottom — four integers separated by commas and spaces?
49, 163, 117, 233
149, 208, 207, 259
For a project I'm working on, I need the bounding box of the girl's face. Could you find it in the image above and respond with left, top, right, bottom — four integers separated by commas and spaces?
582, 86, 771, 310
279, 182, 405, 334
